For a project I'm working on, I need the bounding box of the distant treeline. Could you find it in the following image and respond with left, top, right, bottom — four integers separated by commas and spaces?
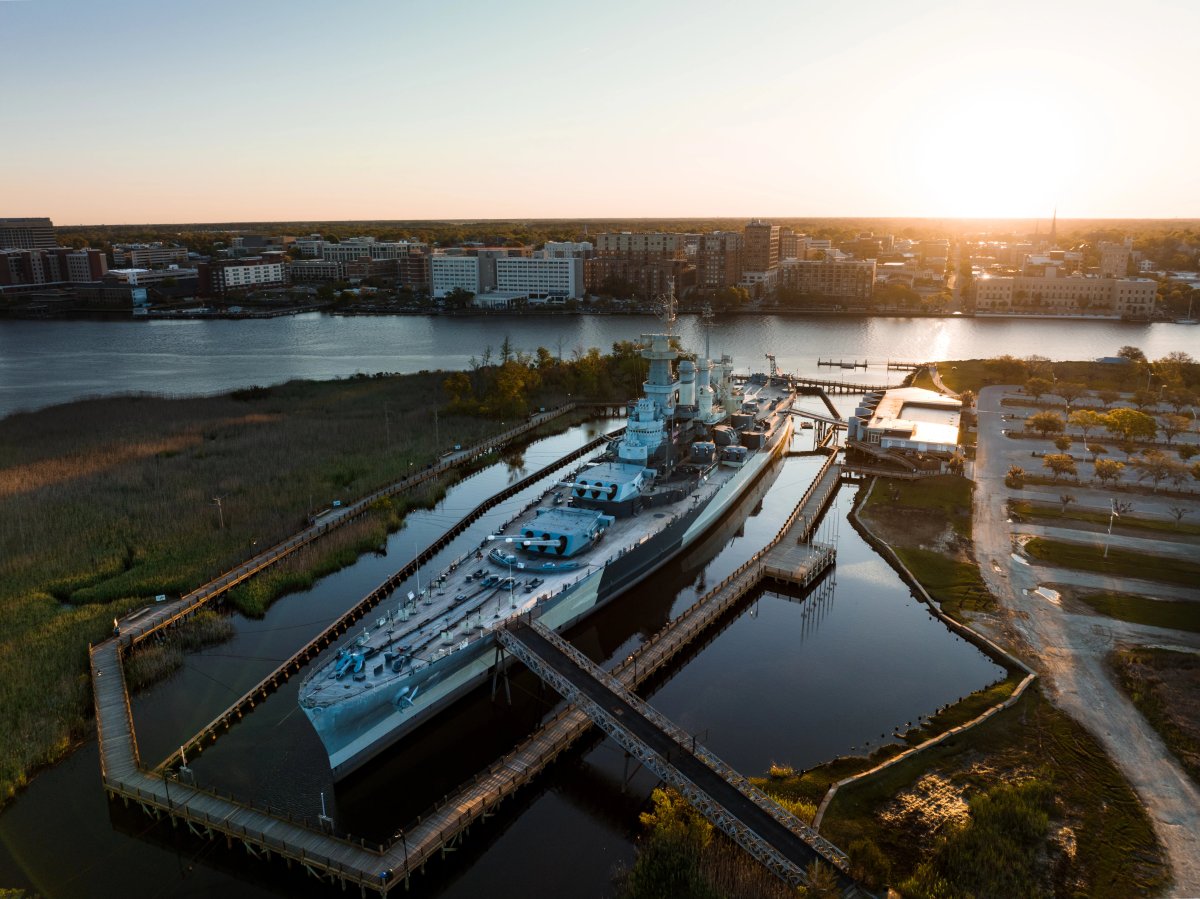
55, 217, 1200, 257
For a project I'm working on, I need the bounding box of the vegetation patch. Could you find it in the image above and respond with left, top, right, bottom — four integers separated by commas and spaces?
1066, 589, 1200, 634
123, 610, 235, 691
0, 349, 642, 807
1110, 647, 1200, 786
1009, 499, 1200, 537
892, 548, 995, 618
816, 685, 1168, 897
616, 787, 841, 899
1023, 537, 1200, 588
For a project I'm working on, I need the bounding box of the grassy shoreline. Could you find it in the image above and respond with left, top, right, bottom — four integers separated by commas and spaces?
0, 358, 621, 808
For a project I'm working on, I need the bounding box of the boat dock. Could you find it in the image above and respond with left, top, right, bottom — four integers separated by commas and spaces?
90, 440, 856, 895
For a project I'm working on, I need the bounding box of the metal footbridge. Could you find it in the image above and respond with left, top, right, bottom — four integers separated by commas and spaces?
495, 618, 862, 893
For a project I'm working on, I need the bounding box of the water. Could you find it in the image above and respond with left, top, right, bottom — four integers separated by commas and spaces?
0, 412, 1005, 898
0, 313, 1190, 418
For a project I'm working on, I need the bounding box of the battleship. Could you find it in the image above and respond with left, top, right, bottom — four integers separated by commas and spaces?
299, 315, 796, 778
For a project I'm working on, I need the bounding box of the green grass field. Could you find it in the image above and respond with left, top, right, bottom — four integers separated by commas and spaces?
1024, 537, 1200, 588
1010, 499, 1200, 537
1072, 591, 1200, 633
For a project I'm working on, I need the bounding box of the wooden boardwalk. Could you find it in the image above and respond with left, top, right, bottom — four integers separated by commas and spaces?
91, 443, 848, 896
114, 404, 581, 647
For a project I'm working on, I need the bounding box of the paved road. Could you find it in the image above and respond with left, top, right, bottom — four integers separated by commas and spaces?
974, 386, 1200, 896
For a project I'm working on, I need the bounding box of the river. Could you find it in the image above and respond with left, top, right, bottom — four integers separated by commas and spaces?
0, 405, 1006, 898
0, 313, 1190, 419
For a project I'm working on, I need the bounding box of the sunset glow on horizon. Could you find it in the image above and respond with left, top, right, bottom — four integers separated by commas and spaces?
1, 0, 1195, 224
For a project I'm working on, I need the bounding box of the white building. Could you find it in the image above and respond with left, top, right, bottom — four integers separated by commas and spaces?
106, 265, 197, 286
431, 255, 480, 298
496, 256, 583, 300
321, 238, 427, 263
111, 243, 190, 268
539, 241, 593, 259
849, 387, 961, 455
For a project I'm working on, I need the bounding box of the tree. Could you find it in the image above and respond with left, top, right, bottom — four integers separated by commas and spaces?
1056, 381, 1087, 410
1131, 450, 1178, 492
1132, 388, 1161, 412
1043, 453, 1077, 481
1192, 461, 1200, 483
986, 355, 1028, 383
1054, 435, 1072, 452
1087, 443, 1107, 462
1093, 457, 1125, 486
947, 451, 965, 475
443, 286, 475, 310
1104, 408, 1157, 443
1069, 409, 1105, 441
1161, 413, 1191, 444
1024, 377, 1054, 401
1005, 465, 1026, 488
1168, 506, 1191, 525
1162, 385, 1196, 414
1096, 389, 1121, 409
1027, 410, 1065, 438
1179, 445, 1198, 462
1059, 493, 1076, 513
1117, 345, 1147, 363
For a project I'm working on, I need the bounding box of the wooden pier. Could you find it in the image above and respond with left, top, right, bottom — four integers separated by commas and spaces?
117, 403, 583, 646
91, 441, 850, 896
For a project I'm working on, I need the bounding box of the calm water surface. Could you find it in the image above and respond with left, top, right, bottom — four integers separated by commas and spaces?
0, 313, 1191, 418
0, 408, 1005, 898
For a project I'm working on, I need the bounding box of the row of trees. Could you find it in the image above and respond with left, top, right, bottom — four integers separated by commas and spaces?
1033, 450, 1200, 491
1025, 407, 1194, 447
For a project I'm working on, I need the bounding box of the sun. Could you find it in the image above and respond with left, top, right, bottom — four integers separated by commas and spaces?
904, 77, 1087, 219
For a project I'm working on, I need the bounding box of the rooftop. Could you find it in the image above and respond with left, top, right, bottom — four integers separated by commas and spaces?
863, 386, 961, 449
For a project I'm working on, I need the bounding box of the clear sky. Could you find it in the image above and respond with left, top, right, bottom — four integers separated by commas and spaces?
1, 0, 1195, 223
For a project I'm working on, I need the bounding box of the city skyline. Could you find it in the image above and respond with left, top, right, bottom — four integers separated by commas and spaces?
1, 0, 1196, 223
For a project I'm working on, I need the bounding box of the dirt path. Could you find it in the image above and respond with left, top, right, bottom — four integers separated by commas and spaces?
974, 386, 1200, 896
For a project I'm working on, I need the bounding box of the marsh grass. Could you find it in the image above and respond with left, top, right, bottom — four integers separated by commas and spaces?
124, 610, 235, 691
0, 371, 539, 805
815, 686, 1168, 897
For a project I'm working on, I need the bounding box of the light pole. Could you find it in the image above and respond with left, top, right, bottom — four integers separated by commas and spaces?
1105, 499, 1118, 559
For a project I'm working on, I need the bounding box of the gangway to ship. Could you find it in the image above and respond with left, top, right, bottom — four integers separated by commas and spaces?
495, 618, 865, 895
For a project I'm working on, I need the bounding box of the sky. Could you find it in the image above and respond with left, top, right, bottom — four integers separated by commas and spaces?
1, 0, 1196, 223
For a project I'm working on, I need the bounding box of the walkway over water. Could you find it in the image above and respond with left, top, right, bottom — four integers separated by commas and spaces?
90, 440, 852, 895
496, 619, 863, 894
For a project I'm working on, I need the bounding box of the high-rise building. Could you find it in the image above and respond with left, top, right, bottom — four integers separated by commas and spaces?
0, 217, 56, 250
743, 221, 780, 273
594, 233, 685, 260
695, 231, 744, 289
430, 255, 480, 298
496, 257, 583, 300
0, 247, 106, 288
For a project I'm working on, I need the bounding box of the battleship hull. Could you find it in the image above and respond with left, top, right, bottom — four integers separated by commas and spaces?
304, 415, 794, 779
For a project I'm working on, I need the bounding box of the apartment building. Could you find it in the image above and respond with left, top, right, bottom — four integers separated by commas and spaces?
974, 273, 1157, 319
198, 255, 287, 296
0, 217, 56, 250
695, 231, 744, 289
594, 232, 685, 260
112, 243, 191, 268
0, 247, 107, 288
743, 221, 780, 273
778, 259, 876, 299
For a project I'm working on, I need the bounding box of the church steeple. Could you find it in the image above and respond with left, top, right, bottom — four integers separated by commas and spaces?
1050, 207, 1057, 247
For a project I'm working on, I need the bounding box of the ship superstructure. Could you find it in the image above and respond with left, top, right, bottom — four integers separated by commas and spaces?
299, 318, 795, 778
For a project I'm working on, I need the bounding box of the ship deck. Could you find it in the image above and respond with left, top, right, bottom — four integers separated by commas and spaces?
301, 381, 793, 711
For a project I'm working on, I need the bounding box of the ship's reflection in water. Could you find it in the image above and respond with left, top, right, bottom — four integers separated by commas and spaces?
0, 427, 1003, 899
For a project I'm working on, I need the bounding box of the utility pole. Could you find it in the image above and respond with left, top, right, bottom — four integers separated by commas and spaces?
212, 495, 226, 530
